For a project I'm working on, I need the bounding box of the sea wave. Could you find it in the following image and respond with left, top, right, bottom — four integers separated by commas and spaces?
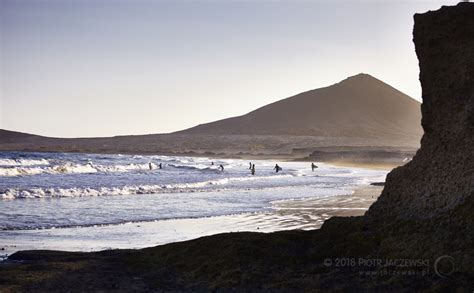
0, 162, 158, 177
167, 163, 220, 172
0, 158, 50, 167
0, 174, 293, 199
0, 159, 233, 177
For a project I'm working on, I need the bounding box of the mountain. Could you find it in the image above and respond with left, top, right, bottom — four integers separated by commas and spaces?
0, 74, 423, 158
178, 73, 422, 141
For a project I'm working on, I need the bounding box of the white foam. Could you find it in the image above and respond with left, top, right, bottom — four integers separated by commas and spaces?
0, 158, 49, 166
0, 167, 45, 176
0, 162, 155, 177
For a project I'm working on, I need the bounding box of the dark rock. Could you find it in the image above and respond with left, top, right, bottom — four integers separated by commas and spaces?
363, 1, 474, 277
368, 1, 474, 222
370, 182, 385, 186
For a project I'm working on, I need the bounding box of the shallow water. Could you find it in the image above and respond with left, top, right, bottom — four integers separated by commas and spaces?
0, 152, 386, 230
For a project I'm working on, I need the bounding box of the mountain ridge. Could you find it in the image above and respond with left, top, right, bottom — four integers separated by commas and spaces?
177, 73, 422, 141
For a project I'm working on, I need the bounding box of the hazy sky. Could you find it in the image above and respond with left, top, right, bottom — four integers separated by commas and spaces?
0, 0, 458, 138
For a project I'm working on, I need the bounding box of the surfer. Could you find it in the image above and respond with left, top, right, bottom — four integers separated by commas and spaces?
274, 164, 282, 173
159, 163, 162, 169
211, 162, 214, 166
251, 164, 255, 175
219, 164, 224, 171
311, 162, 318, 171
249, 162, 252, 170
149, 162, 153, 170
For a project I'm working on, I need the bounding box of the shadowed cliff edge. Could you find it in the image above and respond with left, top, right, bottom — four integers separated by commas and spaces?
1, 3, 473, 291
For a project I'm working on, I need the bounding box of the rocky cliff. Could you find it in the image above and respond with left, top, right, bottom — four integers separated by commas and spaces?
356, 1, 474, 280
367, 2, 474, 222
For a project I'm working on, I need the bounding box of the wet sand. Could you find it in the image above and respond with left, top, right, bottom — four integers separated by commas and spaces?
324, 160, 403, 170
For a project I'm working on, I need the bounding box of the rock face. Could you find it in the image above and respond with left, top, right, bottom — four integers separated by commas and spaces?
361, 1, 474, 274
368, 3, 474, 221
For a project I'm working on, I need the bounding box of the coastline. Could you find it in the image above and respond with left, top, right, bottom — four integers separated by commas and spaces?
0, 184, 386, 291
0, 184, 383, 259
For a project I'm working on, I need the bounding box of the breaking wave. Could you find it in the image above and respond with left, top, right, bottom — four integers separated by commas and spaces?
0, 174, 293, 199
0, 158, 50, 167
0, 162, 158, 177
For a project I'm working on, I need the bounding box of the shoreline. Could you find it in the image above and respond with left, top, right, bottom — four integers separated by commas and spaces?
0, 184, 383, 259
321, 160, 401, 170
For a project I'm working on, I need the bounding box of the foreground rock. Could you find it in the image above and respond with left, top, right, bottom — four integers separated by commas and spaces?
363, 2, 474, 277
1, 3, 473, 291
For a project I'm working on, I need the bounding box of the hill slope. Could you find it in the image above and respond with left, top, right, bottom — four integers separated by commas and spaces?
0, 129, 49, 143
178, 73, 422, 142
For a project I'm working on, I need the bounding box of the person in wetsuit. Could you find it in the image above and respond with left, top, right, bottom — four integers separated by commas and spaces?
311, 162, 318, 171
274, 164, 282, 173
219, 164, 224, 171
251, 164, 255, 175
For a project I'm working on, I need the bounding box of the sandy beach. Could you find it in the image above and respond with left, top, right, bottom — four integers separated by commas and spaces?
0, 184, 383, 259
